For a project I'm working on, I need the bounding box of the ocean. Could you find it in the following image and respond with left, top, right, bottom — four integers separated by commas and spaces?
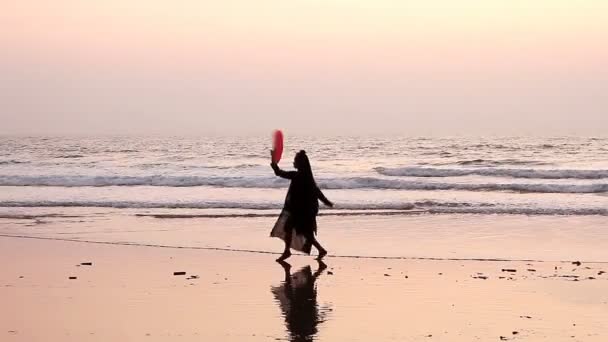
1, 135, 607, 216
1, 135, 608, 261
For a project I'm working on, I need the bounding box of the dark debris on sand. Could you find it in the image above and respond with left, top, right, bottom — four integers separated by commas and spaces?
472, 275, 488, 280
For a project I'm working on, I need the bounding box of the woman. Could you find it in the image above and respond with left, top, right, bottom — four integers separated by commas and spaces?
270, 150, 333, 261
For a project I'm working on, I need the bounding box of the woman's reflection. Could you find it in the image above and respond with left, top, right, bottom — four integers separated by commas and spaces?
272, 260, 331, 342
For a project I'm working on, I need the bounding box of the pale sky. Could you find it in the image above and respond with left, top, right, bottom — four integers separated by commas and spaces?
1, 0, 607, 136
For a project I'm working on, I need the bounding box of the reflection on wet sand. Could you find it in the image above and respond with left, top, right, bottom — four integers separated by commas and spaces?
272, 261, 331, 342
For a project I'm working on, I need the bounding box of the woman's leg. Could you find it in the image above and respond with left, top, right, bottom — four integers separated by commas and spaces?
277, 228, 292, 261
311, 237, 327, 260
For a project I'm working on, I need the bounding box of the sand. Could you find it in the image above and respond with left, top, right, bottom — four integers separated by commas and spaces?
1, 234, 607, 342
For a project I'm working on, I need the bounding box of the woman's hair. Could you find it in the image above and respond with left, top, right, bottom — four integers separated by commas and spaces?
295, 150, 316, 185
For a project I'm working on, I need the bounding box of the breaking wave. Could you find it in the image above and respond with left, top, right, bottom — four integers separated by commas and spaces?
375, 167, 608, 180
0, 199, 606, 216
1, 175, 607, 193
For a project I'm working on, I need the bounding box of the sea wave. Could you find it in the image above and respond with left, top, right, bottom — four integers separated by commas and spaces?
0, 200, 414, 210
137, 207, 608, 218
0, 160, 28, 165
0, 175, 607, 193
375, 167, 608, 180
426, 207, 608, 216
455, 159, 551, 166
206, 164, 260, 170
55, 154, 85, 159
0, 200, 605, 216
0, 175, 286, 188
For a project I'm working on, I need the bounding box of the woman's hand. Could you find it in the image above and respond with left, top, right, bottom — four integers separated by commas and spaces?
270, 150, 280, 172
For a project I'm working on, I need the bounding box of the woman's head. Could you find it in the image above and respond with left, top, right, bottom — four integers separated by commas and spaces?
294, 150, 317, 185
293, 150, 310, 171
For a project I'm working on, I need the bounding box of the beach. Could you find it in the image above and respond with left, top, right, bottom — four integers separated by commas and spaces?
4, 0, 608, 339
2, 213, 607, 341
1, 135, 607, 340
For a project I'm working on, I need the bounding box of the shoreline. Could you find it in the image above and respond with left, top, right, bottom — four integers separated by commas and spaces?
2, 233, 608, 265
2, 209, 608, 262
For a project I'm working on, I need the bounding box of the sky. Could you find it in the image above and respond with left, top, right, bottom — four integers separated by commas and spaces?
1, 0, 607, 136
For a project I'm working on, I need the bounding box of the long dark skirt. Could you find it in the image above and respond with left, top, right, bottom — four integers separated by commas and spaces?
270, 210, 317, 254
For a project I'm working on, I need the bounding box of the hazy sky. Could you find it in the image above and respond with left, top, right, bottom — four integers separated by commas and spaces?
1, 1, 607, 136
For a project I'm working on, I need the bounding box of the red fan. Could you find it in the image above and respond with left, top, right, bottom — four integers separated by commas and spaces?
272, 130, 284, 163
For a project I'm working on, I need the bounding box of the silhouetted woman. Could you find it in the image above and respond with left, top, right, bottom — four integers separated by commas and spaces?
270, 150, 333, 261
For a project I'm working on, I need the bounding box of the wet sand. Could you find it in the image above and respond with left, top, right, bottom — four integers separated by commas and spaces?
2, 235, 607, 341
2, 210, 608, 262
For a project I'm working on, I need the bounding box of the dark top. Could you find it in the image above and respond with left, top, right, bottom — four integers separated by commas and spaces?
271, 163, 332, 218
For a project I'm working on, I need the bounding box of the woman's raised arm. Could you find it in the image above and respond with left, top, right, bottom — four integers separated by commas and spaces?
270, 151, 296, 179
271, 162, 297, 180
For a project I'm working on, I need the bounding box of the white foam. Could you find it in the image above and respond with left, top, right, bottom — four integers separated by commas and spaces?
0, 200, 414, 210
427, 207, 608, 216
0, 175, 286, 188
376, 167, 608, 180
0, 175, 607, 193
0, 200, 605, 216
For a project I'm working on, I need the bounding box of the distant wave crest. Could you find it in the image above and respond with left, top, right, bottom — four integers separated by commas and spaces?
0, 175, 607, 194
454, 159, 551, 166
0, 199, 606, 216
0, 160, 28, 165
375, 166, 608, 180
0, 200, 415, 210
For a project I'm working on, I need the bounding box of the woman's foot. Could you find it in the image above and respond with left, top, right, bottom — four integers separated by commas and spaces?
276, 251, 291, 262
316, 260, 327, 271
316, 249, 328, 260
276, 259, 291, 271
